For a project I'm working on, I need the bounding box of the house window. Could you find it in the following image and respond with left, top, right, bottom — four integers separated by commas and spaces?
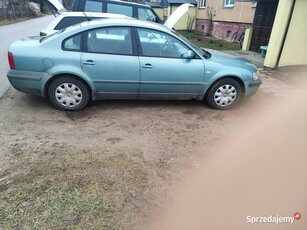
224, 0, 235, 8
199, 0, 206, 8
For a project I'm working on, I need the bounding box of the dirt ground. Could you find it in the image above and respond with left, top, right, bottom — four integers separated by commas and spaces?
0, 66, 306, 229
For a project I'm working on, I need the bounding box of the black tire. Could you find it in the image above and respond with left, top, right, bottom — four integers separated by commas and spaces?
48, 76, 90, 111
205, 78, 242, 110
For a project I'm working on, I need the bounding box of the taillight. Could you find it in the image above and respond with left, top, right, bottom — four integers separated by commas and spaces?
8, 52, 15, 69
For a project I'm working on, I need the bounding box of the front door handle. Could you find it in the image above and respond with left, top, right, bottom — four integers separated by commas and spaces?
83, 60, 96, 65
142, 63, 153, 69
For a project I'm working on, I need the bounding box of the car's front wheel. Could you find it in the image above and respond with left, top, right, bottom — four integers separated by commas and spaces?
48, 76, 90, 111
205, 78, 242, 110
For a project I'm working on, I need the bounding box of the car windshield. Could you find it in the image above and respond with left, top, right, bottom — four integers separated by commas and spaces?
172, 30, 211, 59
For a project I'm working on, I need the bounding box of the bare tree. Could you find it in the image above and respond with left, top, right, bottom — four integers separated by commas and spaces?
206, 7, 215, 36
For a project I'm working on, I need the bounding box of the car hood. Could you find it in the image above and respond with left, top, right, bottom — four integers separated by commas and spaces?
206, 49, 257, 72
46, 0, 67, 16
164, 3, 194, 29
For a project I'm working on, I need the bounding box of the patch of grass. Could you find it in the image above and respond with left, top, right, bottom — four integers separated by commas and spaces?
0, 148, 152, 229
177, 30, 241, 51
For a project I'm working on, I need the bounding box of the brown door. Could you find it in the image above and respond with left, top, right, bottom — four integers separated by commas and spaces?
250, 1, 279, 52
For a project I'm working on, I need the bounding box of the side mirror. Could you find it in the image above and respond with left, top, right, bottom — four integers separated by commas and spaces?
182, 50, 195, 59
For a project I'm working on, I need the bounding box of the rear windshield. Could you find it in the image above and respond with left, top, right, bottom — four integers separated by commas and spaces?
55, 17, 89, 30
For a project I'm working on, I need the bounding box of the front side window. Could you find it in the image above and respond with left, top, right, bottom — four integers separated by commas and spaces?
85, 0, 103, 12
63, 34, 82, 51
138, 8, 157, 22
137, 29, 190, 58
224, 0, 235, 8
86, 27, 133, 55
107, 3, 133, 17
199, 0, 206, 8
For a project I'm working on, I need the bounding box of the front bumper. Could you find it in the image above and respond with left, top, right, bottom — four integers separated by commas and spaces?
245, 79, 262, 96
7, 70, 51, 97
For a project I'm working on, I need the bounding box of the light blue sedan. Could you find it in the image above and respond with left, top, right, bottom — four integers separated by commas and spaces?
7, 18, 261, 110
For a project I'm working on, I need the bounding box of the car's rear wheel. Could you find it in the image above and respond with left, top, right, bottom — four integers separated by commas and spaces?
48, 76, 90, 111
205, 78, 242, 110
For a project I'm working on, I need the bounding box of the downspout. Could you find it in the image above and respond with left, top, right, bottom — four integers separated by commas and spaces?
276, 0, 296, 67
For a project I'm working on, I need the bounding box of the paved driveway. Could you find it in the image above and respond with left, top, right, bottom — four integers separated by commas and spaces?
0, 15, 53, 98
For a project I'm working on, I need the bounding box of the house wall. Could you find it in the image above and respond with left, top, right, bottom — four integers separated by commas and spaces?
196, 19, 252, 40
196, 0, 255, 23
195, 0, 256, 39
278, 0, 307, 66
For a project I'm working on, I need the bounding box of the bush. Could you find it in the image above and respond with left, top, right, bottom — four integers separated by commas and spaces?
28, 1, 41, 17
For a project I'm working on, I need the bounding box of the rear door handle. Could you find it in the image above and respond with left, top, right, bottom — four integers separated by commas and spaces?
83, 60, 96, 65
142, 63, 153, 69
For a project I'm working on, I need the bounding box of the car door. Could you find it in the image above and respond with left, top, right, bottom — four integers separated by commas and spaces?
81, 27, 140, 99
137, 28, 204, 99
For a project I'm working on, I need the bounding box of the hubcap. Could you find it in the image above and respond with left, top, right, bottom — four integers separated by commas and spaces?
55, 83, 82, 108
214, 84, 237, 107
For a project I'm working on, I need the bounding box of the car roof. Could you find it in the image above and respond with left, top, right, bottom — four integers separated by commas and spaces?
58, 11, 129, 18
95, 0, 152, 8
61, 18, 171, 35
47, 0, 152, 15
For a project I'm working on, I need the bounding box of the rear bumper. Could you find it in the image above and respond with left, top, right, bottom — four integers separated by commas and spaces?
7, 70, 50, 97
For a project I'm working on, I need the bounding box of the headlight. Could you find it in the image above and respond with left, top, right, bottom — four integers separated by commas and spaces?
252, 71, 260, 80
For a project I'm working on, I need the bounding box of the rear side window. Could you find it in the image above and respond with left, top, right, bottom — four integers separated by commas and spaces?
107, 3, 133, 17
55, 17, 88, 30
138, 8, 157, 22
63, 34, 82, 51
85, 0, 103, 12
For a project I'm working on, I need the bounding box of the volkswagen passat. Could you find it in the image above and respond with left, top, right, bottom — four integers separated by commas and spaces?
7, 14, 261, 110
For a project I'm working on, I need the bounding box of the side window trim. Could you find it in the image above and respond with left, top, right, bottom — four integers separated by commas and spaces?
132, 27, 143, 56
132, 4, 137, 19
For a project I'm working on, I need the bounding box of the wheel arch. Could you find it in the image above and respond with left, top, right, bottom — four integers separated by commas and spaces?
204, 75, 246, 99
43, 73, 97, 100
